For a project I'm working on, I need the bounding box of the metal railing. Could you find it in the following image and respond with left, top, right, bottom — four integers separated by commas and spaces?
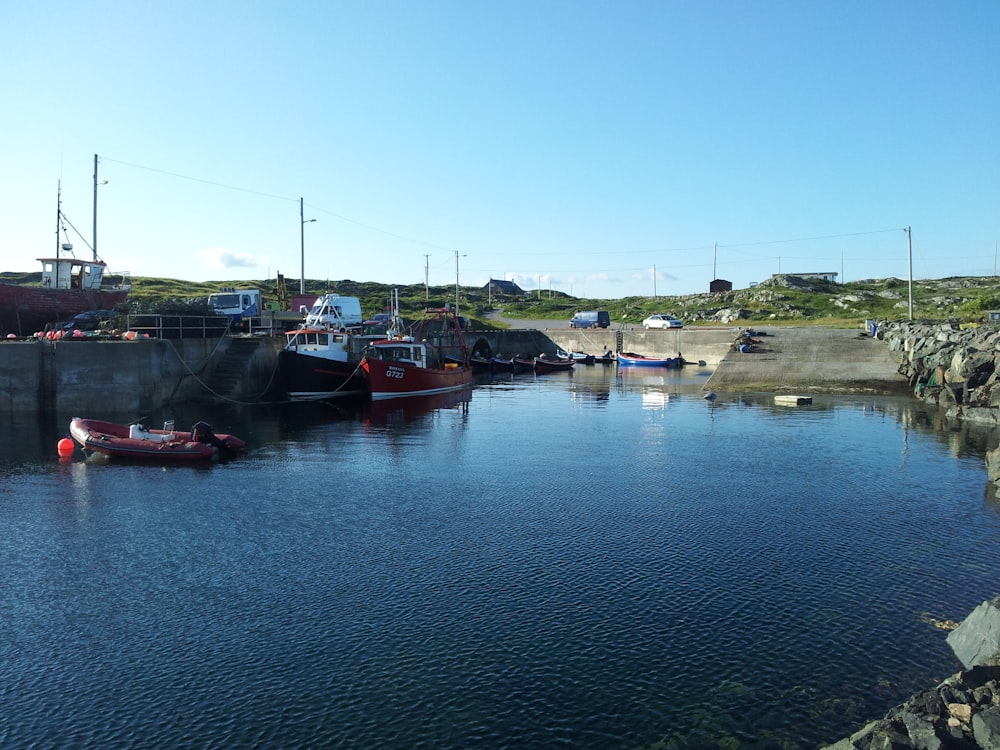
124, 314, 233, 339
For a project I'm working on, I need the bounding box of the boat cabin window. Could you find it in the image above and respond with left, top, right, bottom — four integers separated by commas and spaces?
285, 331, 330, 347
380, 345, 421, 363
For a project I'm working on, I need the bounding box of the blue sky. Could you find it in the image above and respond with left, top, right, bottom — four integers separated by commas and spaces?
2, 1, 997, 299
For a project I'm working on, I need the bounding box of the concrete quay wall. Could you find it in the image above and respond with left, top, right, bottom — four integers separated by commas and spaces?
703, 325, 909, 394
476, 327, 734, 366
0, 336, 283, 414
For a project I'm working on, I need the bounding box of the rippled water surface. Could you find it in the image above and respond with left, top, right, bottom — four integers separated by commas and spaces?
2, 366, 1000, 749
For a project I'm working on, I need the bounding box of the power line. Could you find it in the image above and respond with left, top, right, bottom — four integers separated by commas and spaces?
99, 156, 906, 268
100, 156, 297, 203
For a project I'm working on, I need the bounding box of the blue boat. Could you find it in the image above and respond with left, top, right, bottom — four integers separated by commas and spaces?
616, 351, 682, 368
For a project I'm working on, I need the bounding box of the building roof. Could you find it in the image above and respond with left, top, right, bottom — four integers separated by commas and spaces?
484, 279, 525, 295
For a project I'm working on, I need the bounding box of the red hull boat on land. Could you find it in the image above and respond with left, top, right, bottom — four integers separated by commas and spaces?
69, 418, 246, 461
1, 177, 130, 336
361, 306, 472, 399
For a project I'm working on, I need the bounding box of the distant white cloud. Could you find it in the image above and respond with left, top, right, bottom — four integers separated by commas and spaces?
198, 247, 257, 270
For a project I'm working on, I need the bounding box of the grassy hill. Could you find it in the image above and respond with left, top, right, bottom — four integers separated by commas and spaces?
5, 271, 998, 327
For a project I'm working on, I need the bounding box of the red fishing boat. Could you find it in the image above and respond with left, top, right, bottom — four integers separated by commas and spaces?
69, 418, 246, 461
361, 306, 471, 399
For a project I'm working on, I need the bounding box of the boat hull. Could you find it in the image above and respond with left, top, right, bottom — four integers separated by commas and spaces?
534, 357, 575, 372
278, 349, 367, 400
69, 418, 246, 461
616, 352, 682, 368
362, 358, 472, 399
490, 357, 515, 372
0, 284, 129, 336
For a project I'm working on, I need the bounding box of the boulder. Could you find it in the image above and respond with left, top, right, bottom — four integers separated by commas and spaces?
949, 598, 1000, 669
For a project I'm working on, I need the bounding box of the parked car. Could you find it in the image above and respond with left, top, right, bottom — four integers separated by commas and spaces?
569, 310, 611, 328
363, 313, 393, 326
642, 314, 683, 330
53, 309, 117, 332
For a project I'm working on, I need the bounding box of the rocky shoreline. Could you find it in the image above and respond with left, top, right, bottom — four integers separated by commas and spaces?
878, 320, 1000, 426
877, 320, 1000, 496
823, 598, 1000, 749
822, 321, 1000, 749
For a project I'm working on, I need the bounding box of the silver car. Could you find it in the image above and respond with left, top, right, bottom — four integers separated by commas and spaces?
642, 314, 683, 330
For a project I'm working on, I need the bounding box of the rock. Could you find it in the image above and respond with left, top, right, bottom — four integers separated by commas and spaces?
948, 599, 1000, 669
972, 706, 1000, 750
951, 703, 974, 724
822, 663, 1000, 749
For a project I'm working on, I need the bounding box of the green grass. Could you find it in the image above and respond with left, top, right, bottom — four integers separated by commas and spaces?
6, 270, 997, 326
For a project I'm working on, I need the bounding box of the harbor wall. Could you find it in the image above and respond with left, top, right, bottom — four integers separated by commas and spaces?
0, 328, 737, 414
473, 327, 734, 366
6, 322, 994, 415
0, 336, 284, 414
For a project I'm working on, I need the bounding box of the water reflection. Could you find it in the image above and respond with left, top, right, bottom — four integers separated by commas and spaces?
361, 387, 472, 428
4, 370, 1000, 750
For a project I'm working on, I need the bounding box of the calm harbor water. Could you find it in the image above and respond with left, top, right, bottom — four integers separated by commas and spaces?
2, 365, 1000, 749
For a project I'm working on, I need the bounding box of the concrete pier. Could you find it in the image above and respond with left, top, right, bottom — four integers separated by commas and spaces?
701, 327, 908, 394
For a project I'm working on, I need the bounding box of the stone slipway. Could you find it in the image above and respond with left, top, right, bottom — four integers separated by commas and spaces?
703, 326, 909, 394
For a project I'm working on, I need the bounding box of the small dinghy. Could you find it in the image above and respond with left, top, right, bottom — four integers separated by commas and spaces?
69, 418, 247, 461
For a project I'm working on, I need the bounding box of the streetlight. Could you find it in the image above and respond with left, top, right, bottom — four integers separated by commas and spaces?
300, 197, 316, 295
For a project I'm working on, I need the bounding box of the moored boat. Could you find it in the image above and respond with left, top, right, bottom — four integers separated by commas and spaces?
470, 354, 492, 373
616, 351, 683, 368
512, 356, 537, 373
490, 355, 515, 372
533, 354, 575, 372
69, 417, 246, 461
361, 306, 472, 399
557, 348, 595, 365
278, 293, 373, 400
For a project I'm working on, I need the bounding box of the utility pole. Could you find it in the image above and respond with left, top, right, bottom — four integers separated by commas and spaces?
653, 264, 657, 299
424, 255, 430, 300
905, 226, 913, 320
299, 198, 315, 295
713, 242, 717, 280
454, 251, 464, 314
91, 154, 98, 262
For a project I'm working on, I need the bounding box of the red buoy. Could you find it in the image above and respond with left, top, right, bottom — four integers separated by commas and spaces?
57, 438, 75, 457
